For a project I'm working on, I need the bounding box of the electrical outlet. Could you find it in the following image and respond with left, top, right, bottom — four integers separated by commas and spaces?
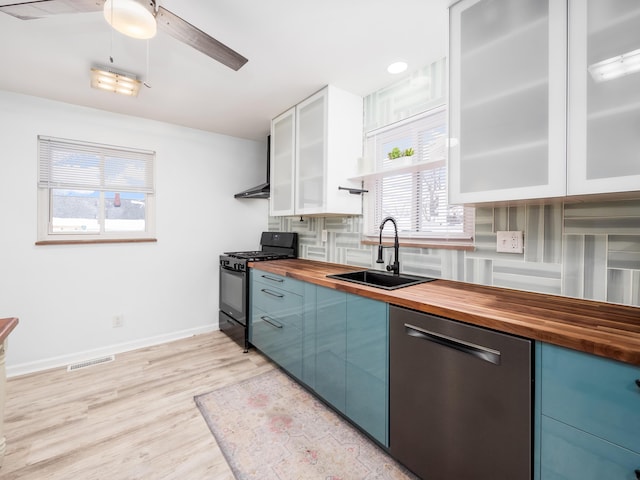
322, 229, 328, 242
112, 314, 124, 328
496, 231, 524, 254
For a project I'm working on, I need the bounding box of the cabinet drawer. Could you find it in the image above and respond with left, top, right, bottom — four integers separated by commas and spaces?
540, 416, 640, 480
252, 271, 304, 296
252, 283, 303, 317
251, 306, 302, 379
541, 343, 640, 454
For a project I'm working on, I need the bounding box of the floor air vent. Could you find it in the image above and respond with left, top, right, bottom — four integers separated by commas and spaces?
67, 355, 115, 372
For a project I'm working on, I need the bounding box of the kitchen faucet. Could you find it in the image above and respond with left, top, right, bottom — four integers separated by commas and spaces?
376, 216, 400, 275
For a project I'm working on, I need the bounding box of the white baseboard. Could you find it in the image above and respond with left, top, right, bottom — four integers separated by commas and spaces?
7, 324, 219, 378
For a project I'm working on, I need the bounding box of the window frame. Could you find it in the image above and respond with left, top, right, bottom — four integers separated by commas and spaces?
362, 107, 474, 247
36, 136, 157, 245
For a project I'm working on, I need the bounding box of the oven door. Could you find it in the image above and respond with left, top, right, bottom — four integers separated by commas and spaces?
219, 266, 246, 327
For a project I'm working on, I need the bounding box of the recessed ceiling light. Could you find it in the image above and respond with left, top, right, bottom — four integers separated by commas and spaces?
387, 61, 408, 74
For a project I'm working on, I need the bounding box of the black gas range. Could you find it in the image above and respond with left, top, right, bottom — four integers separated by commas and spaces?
218, 232, 298, 351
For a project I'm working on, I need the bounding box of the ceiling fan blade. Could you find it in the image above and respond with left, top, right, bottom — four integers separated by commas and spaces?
156, 6, 247, 71
0, 0, 102, 20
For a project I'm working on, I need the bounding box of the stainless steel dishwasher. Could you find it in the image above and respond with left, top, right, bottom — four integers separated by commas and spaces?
389, 305, 533, 480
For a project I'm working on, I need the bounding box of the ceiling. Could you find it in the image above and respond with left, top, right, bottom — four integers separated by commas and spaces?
0, 0, 449, 141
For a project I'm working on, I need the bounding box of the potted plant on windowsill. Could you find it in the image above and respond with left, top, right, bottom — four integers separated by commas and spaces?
388, 147, 415, 167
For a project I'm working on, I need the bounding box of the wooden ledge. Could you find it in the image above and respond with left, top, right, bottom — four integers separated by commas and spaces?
0, 318, 18, 344
35, 238, 157, 246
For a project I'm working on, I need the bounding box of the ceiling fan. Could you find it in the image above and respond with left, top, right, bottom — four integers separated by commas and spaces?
0, 0, 248, 70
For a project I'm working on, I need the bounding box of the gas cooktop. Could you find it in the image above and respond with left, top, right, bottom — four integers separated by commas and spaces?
222, 232, 298, 263
223, 251, 293, 262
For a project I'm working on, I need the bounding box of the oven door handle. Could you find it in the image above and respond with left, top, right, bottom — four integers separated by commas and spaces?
261, 274, 284, 283
261, 288, 284, 298
221, 265, 243, 274
261, 315, 283, 329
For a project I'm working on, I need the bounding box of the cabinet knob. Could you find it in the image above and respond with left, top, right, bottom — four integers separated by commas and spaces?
636, 379, 640, 389
635, 469, 640, 480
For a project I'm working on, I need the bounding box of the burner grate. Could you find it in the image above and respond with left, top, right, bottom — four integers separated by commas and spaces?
225, 251, 292, 261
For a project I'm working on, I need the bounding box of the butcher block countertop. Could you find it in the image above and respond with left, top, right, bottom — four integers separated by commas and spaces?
249, 259, 640, 367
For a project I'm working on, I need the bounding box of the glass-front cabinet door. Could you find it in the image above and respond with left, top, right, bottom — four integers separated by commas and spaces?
567, 0, 640, 195
270, 107, 296, 216
270, 85, 362, 217
449, 0, 567, 204
295, 90, 326, 214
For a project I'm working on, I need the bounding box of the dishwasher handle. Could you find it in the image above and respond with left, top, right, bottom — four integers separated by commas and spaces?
404, 323, 501, 365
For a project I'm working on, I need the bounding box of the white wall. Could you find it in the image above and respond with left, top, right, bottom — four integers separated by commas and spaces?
0, 91, 268, 376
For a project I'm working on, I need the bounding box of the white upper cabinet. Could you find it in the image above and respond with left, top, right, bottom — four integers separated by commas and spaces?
270, 108, 296, 216
567, 0, 640, 195
450, 0, 640, 204
270, 85, 363, 217
449, 0, 567, 204
295, 91, 326, 214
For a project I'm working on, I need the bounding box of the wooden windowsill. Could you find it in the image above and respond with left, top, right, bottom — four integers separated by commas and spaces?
35, 238, 158, 246
361, 238, 475, 251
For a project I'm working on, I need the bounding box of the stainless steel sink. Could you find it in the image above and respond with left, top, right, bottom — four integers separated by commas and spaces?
327, 270, 436, 290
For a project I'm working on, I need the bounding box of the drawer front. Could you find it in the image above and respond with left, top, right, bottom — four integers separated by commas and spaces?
251, 306, 302, 379
541, 343, 640, 453
252, 270, 304, 296
540, 416, 640, 480
252, 283, 302, 318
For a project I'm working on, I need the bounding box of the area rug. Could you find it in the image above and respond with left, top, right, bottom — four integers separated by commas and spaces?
194, 370, 418, 480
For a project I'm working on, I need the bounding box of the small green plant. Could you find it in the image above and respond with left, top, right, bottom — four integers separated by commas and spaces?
388, 147, 403, 159
388, 147, 414, 159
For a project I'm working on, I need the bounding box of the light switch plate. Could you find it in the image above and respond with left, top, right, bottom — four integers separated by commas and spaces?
496, 231, 524, 253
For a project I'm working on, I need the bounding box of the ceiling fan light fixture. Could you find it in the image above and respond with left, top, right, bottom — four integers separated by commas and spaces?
91, 67, 141, 97
104, 0, 157, 40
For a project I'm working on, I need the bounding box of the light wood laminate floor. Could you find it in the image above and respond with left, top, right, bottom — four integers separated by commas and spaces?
2, 332, 275, 479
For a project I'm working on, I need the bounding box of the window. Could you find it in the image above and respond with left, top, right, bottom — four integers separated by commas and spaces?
363, 107, 474, 244
37, 136, 156, 243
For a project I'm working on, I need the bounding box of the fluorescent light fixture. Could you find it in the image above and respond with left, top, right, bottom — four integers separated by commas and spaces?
387, 61, 408, 74
103, 0, 157, 40
90, 67, 141, 97
588, 48, 640, 83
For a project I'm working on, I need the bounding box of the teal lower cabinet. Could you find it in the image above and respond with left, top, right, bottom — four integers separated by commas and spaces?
345, 294, 388, 446
266, 284, 389, 446
305, 284, 389, 447
314, 286, 347, 413
250, 271, 304, 380
249, 274, 389, 446
538, 343, 640, 479
540, 416, 640, 480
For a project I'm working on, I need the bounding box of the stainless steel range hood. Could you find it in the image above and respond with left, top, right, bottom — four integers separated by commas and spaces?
234, 136, 270, 199
234, 181, 269, 199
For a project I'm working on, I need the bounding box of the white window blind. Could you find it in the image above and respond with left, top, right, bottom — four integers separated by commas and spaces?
38, 136, 154, 193
36, 135, 156, 242
364, 107, 474, 241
